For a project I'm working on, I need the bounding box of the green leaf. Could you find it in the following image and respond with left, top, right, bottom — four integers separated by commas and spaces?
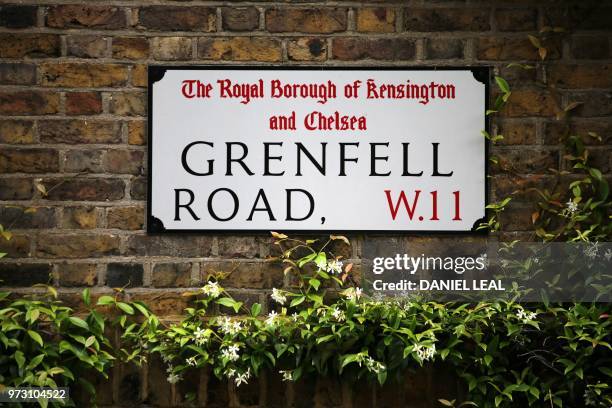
97, 295, 115, 306
14, 350, 25, 369
251, 303, 262, 317
495, 395, 503, 407
116, 302, 134, 315
69, 316, 89, 330
495, 76, 510, 94
290, 296, 305, 308
82, 288, 91, 306
309, 278, 321, 291
598, 366, 612, 377
28, 330, 44, 347
438, 400, 454, 407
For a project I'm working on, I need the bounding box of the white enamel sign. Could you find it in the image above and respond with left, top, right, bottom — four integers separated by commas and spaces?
148, 67, 488, 232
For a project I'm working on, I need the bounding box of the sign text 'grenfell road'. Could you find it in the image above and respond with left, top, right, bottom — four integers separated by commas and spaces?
147, 67, 488, 233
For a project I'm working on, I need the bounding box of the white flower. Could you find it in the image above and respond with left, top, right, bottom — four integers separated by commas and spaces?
566, 199, 578, 214
584, 242, 600, 259
364, 356, 385, 374
271, 288, 287, 305
265, 311, 278, 326
326, 260, 343, 274
516, 308, 537, 322
315, 256, 327, 270
221, 344, 240, 362
193, 326, 210, 345
279, 370, 293, 381
291, 313, 300, 322
226, 368, 236, 378
413, 343, 436, 362
186, 356, 197, 367
218, 317, 242, 336
202, 281, 222, 298
167, 373, 181, 384
234, 368, 251, 386
604, 249, 612, 261
331, 307, 345, 322
345, 287, 363, 301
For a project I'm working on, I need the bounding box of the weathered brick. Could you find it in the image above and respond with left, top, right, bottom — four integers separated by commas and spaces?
497, 120, 537, 145
544, 119, 612, 146
495, 8, 537, 31
0, 234, 31, 257
109, 92, 146, 116
57, 143, 101, 174
569, 92, 612, 117
0, 263, 52, 286
134, 292, 188, 316
198, 37, 281, 62
499, 205, 535, 231
0, 178, 33, 200
39, 120, 121, 144
494, 174, 554, 201
151, 37, 192, 61
0, 63, 36, 85
152, 263, 193, 287
495, 149, 558, 174
426, 38, 463, 59
106, 263, 143, 287
0, 206, 55, 229
222, 7, 259, 31
104, 150, 144, 175
40, 63, 129, 88
66, 92, 103, 115
504, 89, 558, 117
107, 206, 144, 230
128, 121, 146, 145
112, 37, 149, 60
125, 235, 212, 257
57, 263, 98, 287
218, 236, 260, 258
332, 38, 415, 61
0, 34, 60, 58
67, 35, 108, 59
477, 38, 540, 61
0, 91, 60, 115
498, 64, 537, 84
543, 6, 612, 31
548, 64, 612, 89
46, 5, 125, 29
0, 120, 34, 144
570, 36, 610, 59
0, 5, 37, 28
0, 148, 58, 173
130, 177, 146, 200
357, 8, 396, 33
266, 8, 347, 33
586, 149, 611, 174
131, 64, 147, 87
404, 8, 490, 31
138, 6, 215, 31
61, 206, 98, 229
37, 233, 120, 258
40, 178, 125, 201
287, 38, 327, 61
202, 261, 283, 289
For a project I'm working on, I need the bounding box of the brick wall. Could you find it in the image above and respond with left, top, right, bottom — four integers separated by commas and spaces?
0, 1, 610, 406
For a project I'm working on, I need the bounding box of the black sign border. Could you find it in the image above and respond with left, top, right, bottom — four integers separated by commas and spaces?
147, 65, 490, 235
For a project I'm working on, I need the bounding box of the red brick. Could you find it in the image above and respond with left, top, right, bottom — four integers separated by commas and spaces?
569, 92, 612, 117
0, 34, 60, 58
66, 92, 103, 115
570, 36, 610, 59
497, 120, 537, 145
543, 6, 612, 31
477, 38, 539, 61
222, 7, 259, 31
0, 148, 59, 173
0, 178, 33, 200
333, 37, 415, 60
112, 37, 149, 60
0, 91, 59, 116
266, 8, 347, 33
138, 6, 215, 31
36, 233, 120, 258
40, 178, 125, 201
46, 5, 125, 29
495, 149, 558, 174
0, 120, 34, 144
40, 63, 129, 88
0, 5, 37, 28
39, 120, 121, 144
0, 63, 36, 85
404, 8, 490, 31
